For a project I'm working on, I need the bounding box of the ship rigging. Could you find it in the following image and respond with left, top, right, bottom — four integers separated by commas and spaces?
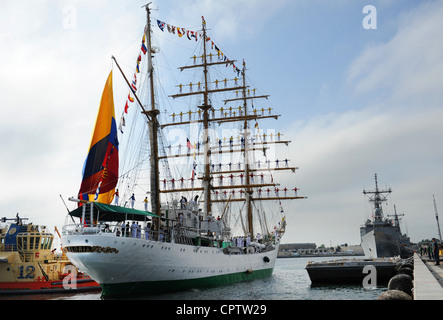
62, 3, 305, 297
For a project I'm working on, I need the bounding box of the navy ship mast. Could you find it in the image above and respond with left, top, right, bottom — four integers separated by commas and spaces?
363, 174, 391, 221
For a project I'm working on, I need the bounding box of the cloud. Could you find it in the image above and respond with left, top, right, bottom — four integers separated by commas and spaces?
281, 0, 443, 245
347, 0, 443, 106
0, 1, 143, 229
1, 1, 442, 248
165, 0, 290, 43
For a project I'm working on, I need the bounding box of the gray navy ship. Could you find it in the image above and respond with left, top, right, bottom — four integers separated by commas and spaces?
360, 174, 414, 259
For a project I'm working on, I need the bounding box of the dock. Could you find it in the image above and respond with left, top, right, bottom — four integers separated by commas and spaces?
413, 253, 443, 300
305, 253, 443, 300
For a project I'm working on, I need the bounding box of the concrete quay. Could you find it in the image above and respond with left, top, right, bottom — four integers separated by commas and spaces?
413, 253, 443, 300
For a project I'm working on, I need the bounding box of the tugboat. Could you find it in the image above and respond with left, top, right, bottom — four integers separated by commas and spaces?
0, 214, 100, 295
360, 174, 414, 259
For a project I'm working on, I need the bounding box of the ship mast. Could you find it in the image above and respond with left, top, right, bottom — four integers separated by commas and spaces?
201, 17, 212, 216
169, 17, 247, 217
388, 205, 404, 231
142, 3, 162, 228
363, 174, 391, 221
164, 17, 306, 235
241, 62, 253, 235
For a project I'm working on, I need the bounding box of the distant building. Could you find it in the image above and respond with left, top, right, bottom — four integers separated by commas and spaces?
279, 243, 318, 257
278, 243, 363, 257
343, 245, 364, 255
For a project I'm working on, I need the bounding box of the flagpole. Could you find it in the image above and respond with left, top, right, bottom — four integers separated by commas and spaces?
434, 195, 442, 243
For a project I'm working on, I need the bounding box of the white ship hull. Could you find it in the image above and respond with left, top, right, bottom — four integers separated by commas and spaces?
62, 234, 279, 297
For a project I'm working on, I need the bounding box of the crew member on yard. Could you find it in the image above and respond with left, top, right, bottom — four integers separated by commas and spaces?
114, 189, 119, 206
130, 194, 135, 209
143, 197, 149, 211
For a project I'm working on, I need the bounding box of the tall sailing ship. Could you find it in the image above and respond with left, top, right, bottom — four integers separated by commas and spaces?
62, 4, 305, 297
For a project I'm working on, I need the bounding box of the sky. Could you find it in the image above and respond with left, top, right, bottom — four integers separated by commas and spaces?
1, 0, 443, 247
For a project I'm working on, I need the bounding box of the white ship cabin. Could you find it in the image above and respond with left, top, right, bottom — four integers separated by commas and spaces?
63, 201, 229, 247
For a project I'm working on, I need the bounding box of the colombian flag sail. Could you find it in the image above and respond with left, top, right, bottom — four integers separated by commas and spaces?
78, 71, 119, 204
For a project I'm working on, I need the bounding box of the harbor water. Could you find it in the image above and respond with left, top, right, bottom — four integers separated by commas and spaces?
2, 256, 385, 301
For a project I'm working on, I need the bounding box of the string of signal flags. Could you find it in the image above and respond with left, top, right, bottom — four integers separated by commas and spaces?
156, 16, 242, 76
118, 16, 242, 135
117, 33, 148, 135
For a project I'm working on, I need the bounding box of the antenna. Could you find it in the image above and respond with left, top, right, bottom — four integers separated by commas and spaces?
363, 174, 391, 220
142, 2, 152, 9
433, 195, 442, 242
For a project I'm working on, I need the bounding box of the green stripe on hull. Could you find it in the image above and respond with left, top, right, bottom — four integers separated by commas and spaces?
101, 268, 274, 298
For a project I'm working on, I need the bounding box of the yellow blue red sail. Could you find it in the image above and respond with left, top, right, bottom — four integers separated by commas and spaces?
78, 71, 119, 204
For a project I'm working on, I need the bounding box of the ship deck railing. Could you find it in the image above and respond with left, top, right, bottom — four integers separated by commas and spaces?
62, 223, 279, 254
62, 223, 223, 246
2, 243, 63, 263
2, 244, 18, 252
62, 223, 172, 243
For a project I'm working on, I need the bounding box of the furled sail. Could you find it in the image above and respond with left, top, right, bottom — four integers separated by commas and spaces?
78, 71, 119, 204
